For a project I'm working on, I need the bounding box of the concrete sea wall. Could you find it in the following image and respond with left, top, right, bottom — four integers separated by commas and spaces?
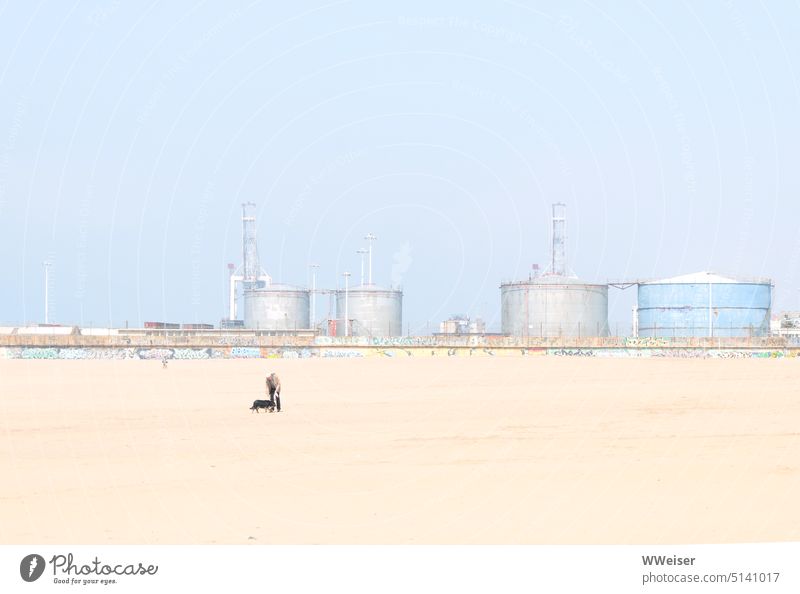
0, 344, 798, 360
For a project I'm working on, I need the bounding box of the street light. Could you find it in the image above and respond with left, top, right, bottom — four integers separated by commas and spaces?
364, 233, 376, 285
309, 264, 319, 330
356, 249, 368, 286
43, 260, 52, 324
342, 271, 351, 337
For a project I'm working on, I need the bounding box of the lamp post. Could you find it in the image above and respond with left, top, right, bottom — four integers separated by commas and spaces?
364, 233, 376, 285
342, 272, 351, 337
309, 263, 319, 330
43, 260, 52, 324
356, 249, 368, 286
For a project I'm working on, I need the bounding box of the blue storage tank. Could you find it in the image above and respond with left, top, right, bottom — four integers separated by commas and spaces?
637, 272, 772, 338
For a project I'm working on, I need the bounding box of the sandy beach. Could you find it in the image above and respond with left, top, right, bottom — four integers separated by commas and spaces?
1, 357, 798, 544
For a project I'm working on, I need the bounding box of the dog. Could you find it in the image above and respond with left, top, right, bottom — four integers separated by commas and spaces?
250, 399, 275, 413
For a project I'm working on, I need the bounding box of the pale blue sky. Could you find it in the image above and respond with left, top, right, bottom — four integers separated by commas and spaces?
1, 1, 799, 332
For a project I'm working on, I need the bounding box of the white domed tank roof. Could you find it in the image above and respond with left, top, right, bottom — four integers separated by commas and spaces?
641, 271, 772, 284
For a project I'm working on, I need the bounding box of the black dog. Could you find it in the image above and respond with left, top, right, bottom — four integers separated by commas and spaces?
250, 399, 275, 413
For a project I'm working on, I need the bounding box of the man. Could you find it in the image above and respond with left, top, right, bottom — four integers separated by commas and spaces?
266, 372, 282, 412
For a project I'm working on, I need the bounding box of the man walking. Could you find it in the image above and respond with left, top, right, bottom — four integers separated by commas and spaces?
266, 372, 282, 412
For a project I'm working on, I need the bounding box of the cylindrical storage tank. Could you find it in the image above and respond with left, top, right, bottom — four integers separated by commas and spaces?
637, 272, 772, 338
335, 285, 402, 337
500, 276, 609, 337
243, 284, 310, 331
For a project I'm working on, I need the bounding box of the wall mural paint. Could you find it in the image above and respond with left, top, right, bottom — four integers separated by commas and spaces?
549, 348, 596, 357
171, 348, 213, 360
20, 347, 60, 359
623, 337, 670, 347
320, 349, 365, 358
547, 348, 798, 358
57, 348, 138, 360
261, 348, 314, 359
137, 348, 176, 360
0, 347, 220, 360
370, 336, 439, 347
230, 347, 261, 358
1, 346, 797, 360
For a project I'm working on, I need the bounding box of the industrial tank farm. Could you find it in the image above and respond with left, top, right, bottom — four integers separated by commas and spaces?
501, 276, 609, 337
243, 285, 310, 331
335, 285, 402, 337
500, 203, 609, 337
226, 203, 775, 340
228, 203, 313, 332
636, 272, 772, 338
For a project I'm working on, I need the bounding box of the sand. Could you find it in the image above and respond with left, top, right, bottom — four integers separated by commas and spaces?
1, 357, 798, 544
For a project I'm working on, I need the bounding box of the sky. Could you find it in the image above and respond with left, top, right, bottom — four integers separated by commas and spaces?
1, 1, 799, 333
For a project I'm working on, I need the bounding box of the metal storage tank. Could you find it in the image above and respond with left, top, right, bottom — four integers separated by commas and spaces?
637, 272, 772, 338
501, 275, 609, 337
243, 284, 310, 331
335, 285, 402, 337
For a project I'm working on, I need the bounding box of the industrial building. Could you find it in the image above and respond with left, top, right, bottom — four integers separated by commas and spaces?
223, 208, 402, 336
501, 204, 609, 337
334, 234, 403, 337
771, 311, 800, 338
438, 315, 486, 335
635, 272, 772, 338
335, 284, 402, 337
502, 276, 609, 337
227, 202, 312, 332
243, 285, 310, 331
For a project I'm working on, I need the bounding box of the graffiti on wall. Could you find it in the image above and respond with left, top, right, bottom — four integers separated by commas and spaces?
320, 349, 364, 358
624, 337, 669, 348
313, 336, 440, 347
549, 347, 697, 358
171, 348, 213, 360
371, 336, 438, 347
260, 348, 314, 359
314, 336, 369, 347
137, 348, 175, 360
1, 345, 797, 360
20, 348, 60, 359
57, 348, 138, 360
546, 348, 797, 359
549, 348, 596, 357
707, 349, 790, 359
2, 347, 220, 360
374, 349, 412, 357
230, 347, 261, 358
